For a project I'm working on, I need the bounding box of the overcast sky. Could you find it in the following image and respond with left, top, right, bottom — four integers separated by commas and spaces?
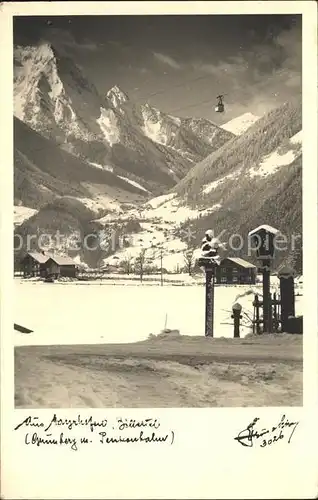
14, 14, 301, 123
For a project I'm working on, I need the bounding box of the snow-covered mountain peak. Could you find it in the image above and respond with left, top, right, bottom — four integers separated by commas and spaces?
141, 104, 170, 144
141, 103, 162, 121
106, 85, 129, 108
15, 41, 54, 64
221, 112, 260, 136
14, 42, 62, 123
14, 41, 104, 142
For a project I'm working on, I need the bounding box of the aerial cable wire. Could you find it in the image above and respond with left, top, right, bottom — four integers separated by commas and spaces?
133, 73, 217, 102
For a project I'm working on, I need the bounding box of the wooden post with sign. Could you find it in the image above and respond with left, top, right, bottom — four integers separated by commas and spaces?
197, 229, 221, 337
205, 267, 215, 337
248, 225, 280, 333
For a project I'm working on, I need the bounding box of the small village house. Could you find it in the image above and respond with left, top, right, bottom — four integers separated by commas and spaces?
45, 255, 77, 278
20, 251, 49, 278
21, 252, 77, 279
215, 257, 256, 285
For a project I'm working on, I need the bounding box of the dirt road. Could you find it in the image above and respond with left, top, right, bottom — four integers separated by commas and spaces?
15, 334, 302, 408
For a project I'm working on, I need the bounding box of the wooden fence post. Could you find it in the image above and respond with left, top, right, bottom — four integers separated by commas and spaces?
278, 266, 295, 333
254, 294, 261, 334
232, 302, 242, 338
273, 292, 278, 332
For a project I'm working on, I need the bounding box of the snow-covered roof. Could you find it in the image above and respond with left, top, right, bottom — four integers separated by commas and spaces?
47, 254, 76, 266
27, 251, 49, 264
226, 257, 257, 269
277, 265, 296, 278
26, 252, 76, 266
248, 225, 280, 236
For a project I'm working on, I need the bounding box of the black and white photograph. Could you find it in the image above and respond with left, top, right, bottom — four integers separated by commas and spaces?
1, 2, 317, 499
12, 10, 305, 409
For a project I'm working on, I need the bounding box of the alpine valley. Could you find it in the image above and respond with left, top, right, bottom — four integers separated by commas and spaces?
14, 40, 302, 273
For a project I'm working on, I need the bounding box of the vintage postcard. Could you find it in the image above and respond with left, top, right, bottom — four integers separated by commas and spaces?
1, 1, 317, 498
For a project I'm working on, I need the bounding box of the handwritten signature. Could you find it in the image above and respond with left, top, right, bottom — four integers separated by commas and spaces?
234, 415, 299, 448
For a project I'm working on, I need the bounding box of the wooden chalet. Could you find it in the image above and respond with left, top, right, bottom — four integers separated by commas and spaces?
215, 257, 257, 285
21, 252, 77, 279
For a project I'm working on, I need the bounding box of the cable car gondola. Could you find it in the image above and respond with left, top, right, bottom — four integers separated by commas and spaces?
215, 94, 225, 113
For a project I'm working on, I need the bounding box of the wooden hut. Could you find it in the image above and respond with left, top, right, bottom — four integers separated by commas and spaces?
215, 257, 257, 285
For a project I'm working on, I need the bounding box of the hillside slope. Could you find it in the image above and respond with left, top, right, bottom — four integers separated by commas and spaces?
174, 100, 302, 269
14, 117, 147, 209
98, 101, 302, 273
53, 101, 301, 272
176, 100, 301, 200
221, 112, 260, 136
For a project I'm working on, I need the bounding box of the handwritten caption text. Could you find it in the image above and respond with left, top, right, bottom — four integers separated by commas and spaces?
14, 414, 175, 451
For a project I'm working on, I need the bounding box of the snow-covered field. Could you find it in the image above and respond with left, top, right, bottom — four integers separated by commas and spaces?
249, 130, 302, 179
14, 206, 38, 227
14, 279, 303, 347
202, 172, 239, 195
221, 112, 260, 135
140, 195, 220, 224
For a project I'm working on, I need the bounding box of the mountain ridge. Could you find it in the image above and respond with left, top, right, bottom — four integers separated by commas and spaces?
14, 40, 234, 198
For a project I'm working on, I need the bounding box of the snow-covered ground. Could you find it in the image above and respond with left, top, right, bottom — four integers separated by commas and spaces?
14, 279, 303, 347
88, 161, 114, 172
249, 130, 302, 178
14, 206, 38, 227
102, 220, 189, 268
221, 112, 260, 136
140, 196, 220, 224
146, 193, 176, 209
94, 191, 223, 271
117, 175, 150, 193
290, 130, 302, 144
69, 196, 121, 216
202, 172, 239, 195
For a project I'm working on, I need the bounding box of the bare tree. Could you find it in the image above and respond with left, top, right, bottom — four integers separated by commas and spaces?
120, 254, 133, 275
135, 248, 147, 282
183, 247, 195, 276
